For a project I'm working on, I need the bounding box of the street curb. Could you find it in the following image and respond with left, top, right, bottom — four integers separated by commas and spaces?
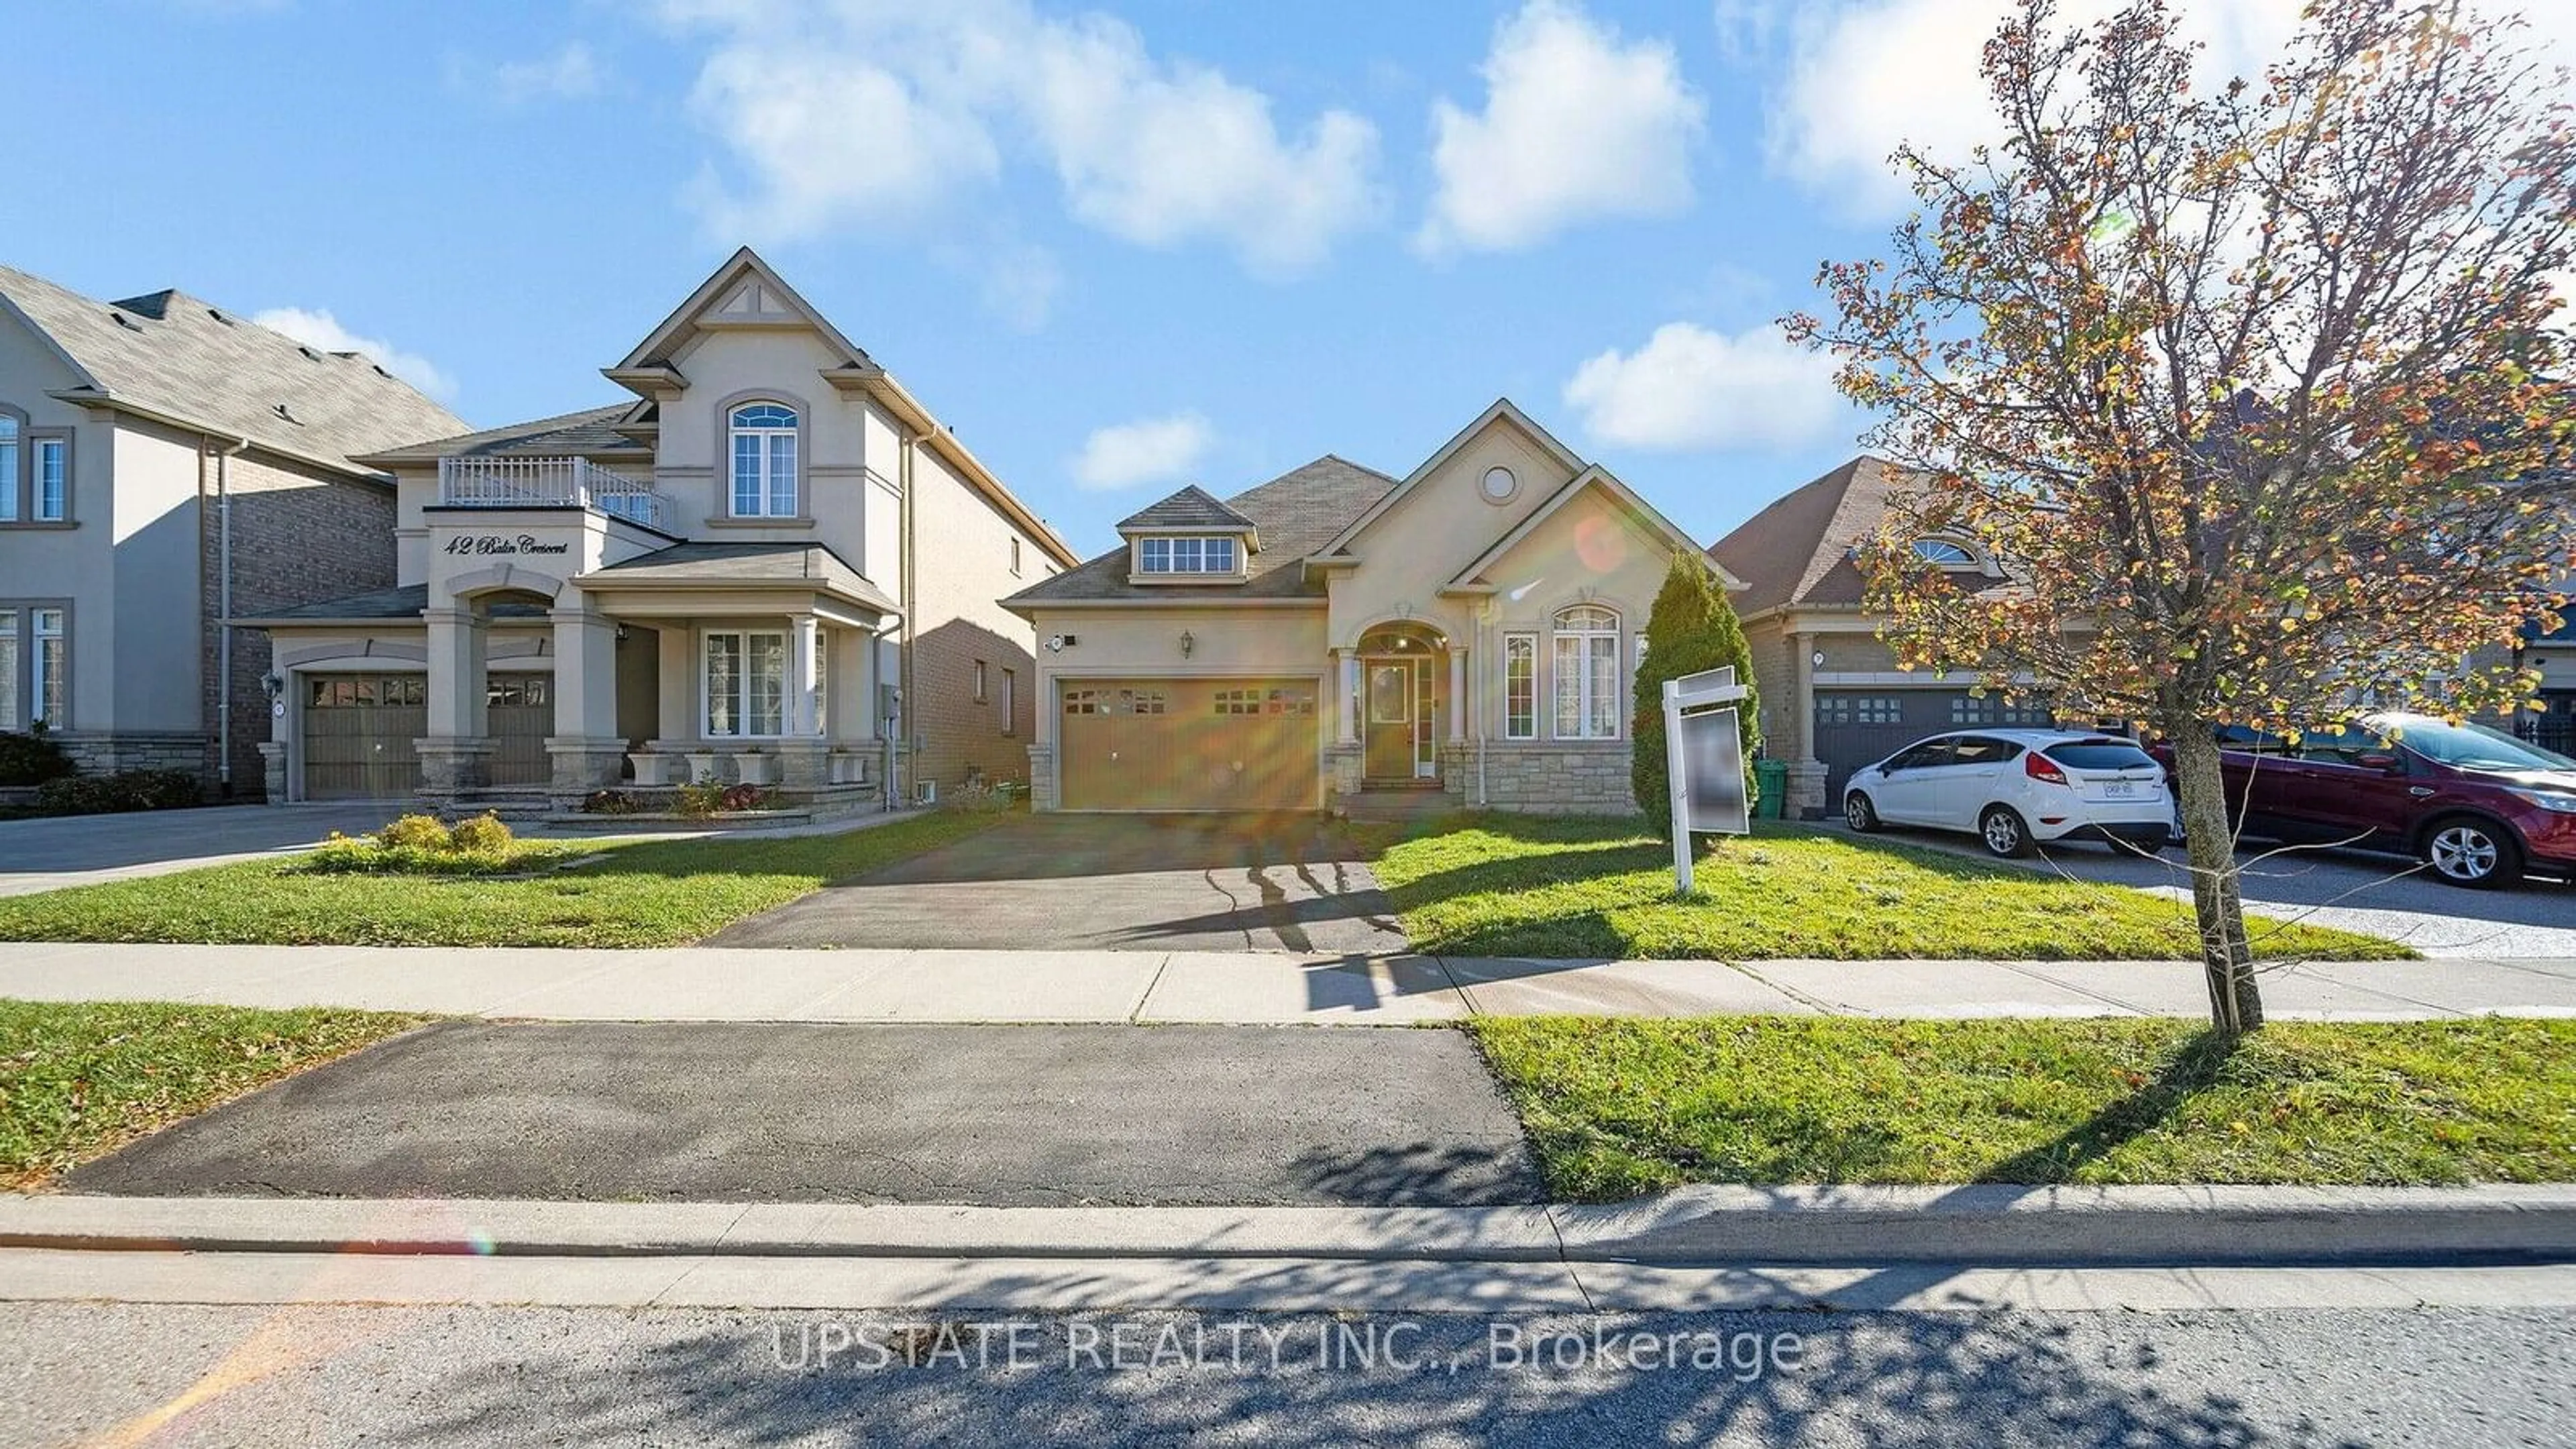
7, 1187, 2574, 1267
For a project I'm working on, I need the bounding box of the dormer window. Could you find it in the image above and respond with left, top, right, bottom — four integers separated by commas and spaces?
1138, 535, 1238, 576
1912, 538, 1978, 569
729, 402, 800, 517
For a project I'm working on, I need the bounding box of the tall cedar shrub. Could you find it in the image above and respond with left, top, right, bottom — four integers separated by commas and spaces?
1631, 551, 1759, 833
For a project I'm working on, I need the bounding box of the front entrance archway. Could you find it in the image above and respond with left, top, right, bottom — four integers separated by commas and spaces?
1356, 623, 1446, 787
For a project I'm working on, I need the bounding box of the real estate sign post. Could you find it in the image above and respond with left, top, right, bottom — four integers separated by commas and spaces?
1663, 665, 1752, 894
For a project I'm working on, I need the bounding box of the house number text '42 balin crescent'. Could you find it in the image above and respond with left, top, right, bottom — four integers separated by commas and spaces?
443, 535, 571, 557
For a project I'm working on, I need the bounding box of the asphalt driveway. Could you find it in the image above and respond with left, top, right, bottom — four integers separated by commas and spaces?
66, 1020, 1542, 1207
1834, 820, 2576, 957
0, 800, 417, 898
704, 812, 1409, 954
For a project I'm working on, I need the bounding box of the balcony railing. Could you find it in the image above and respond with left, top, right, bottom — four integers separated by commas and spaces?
437, 457, 671, 531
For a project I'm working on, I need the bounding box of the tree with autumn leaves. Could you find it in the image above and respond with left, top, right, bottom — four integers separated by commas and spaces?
1786, 0, 2575, 1035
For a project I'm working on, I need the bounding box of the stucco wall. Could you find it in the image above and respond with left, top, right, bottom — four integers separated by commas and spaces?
1325, 417, 1574, 651
906, 441, 1057, 790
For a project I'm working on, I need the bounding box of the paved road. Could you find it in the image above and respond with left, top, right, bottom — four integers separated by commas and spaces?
65, 1021, 1541, 1207
1837, 820, 2576, 958
3, 1299, 2566, 1446
706, 812, 1409, 954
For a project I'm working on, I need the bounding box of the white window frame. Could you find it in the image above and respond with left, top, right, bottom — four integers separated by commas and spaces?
728, 402, 800, 519
0, 413, 17, 523
1502, 633, 1537, 741
701, 628, 789, 738
0, 603, 66, 731
1136, 535, 1239, 575
1002, 667, 1017, 735
973, 659, 988, 703
34, 438, 66, 522
1550, 605, 1621, 741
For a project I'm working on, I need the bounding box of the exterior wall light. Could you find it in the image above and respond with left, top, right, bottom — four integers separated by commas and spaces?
1179, 630, 1196, 659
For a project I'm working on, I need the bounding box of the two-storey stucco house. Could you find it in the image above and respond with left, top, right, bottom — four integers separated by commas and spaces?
0, 263, 466, 797
244, 249, 1076, 808
1002, 400, 1726, 814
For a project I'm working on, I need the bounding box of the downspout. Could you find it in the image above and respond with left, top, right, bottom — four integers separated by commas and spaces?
900, 433, 918, 806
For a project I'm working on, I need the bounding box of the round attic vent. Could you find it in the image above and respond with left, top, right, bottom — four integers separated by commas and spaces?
1480, 466, 1517, 503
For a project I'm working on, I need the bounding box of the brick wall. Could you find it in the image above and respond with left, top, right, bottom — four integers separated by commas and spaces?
905, 447, 1051, 794
200, 449, 398, 797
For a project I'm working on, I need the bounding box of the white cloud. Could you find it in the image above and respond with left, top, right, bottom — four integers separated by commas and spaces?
486, 42, 606, 104
661, 0, 1380, 278
1418, 1, 1704, 254
1772, 0, 2576, 221
1562, 322, 1837, 452
1071, 413, 1214, 491
251, 308, 458, 402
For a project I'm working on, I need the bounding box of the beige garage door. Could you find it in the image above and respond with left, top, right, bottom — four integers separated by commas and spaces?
1059, 678, 1320, 811
302, 674, 425, 799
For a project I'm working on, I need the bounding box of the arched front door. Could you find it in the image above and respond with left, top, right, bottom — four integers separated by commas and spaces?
1358, 625, 1443, 786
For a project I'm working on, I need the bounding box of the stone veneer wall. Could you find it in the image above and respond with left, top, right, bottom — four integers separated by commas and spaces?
1440, 740, 1639, 815
50, 731, 213, 786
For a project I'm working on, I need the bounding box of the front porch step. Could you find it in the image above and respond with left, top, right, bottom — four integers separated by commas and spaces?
1340, 788, 1460, 823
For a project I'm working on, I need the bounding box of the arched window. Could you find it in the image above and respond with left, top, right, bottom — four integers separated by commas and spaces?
1551, 604, 1621, 739
1912, 538, 1977, 568
729, 402, 799, 518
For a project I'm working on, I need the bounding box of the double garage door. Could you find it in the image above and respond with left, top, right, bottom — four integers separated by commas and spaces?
1059, 678, 1322, 812
300, 672, 553, 799
1813, 690, 2052, 802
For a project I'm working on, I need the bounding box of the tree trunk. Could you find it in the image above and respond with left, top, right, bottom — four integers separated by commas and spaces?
2168, 725, 2264, 1034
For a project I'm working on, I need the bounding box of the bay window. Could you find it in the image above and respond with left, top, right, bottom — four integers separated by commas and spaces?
1550, 605, 1620, 740
704, 629, 788, 737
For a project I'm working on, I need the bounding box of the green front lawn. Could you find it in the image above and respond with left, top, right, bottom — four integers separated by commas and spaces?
0, 810, 1002, 949
1, 1000, 425, 1188
1475, 1016, 2576, 1199
1373, 815, 2406, 961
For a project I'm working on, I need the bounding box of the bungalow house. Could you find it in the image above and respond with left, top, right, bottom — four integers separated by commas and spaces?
244, 248, 1078, 808
1002, 400, 1728, 814
1709, 455, 2034, 818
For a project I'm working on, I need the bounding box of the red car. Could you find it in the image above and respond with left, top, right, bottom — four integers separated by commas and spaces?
2163, 712, 2576, 889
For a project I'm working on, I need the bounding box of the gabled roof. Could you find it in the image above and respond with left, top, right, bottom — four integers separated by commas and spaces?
1006, 455, 1399, 608
1311, 398, 1589, 560
614, 247, 877, 376
601, 248, 1077, 571
0, 263, 467, 478
1444, 465, 1741, 594
352, 402, 654, 466
1707, 455, 2011, 615
1116, 483, 1259, 536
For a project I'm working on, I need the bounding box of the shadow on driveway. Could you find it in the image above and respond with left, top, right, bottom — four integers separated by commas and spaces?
704, 812, 1409, 954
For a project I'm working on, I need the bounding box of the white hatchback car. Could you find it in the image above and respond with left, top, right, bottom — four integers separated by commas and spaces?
1841, 729, 2174, 857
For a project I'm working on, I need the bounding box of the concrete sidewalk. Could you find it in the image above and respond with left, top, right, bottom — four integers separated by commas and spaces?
4, 941, 2573, 1022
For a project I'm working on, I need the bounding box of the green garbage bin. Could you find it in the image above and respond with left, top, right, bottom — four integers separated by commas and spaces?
1754, 759, 1787, 820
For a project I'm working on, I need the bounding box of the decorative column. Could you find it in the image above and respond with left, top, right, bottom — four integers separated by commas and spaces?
775, 614, 829, 791
546, 602, 625, 797
415, 604, 493, 801
1787, 629, 1828, 819
1325, 647, 1365, 808
1337, 651, 1361, 747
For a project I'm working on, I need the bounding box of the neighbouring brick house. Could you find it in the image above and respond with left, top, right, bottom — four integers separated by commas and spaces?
1003, 400, 1729, 815
0, 263, 464, 796
241, 248, 1077, 810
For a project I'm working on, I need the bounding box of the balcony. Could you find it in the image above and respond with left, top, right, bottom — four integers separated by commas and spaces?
437, 457, 671, 531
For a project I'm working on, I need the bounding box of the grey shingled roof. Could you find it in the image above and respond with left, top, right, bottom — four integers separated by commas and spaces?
1708, 455, 2017, 614
354, 402, 655, 465
0, 264, 467, 474
1116, 484, 1258, 534
1008, 455, 1398, 606
583, 540, 898, 615
237, 584, 545, 625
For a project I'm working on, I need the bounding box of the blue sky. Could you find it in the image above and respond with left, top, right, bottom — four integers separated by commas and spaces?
6, 0, 2371, 554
